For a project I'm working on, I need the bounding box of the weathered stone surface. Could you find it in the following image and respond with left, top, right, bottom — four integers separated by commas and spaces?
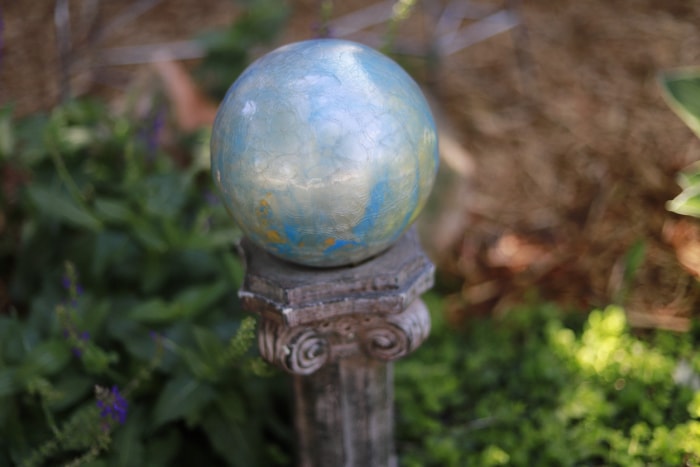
238, 227, 433, 467
294, 355, 397, 467
257, 299, 430, 375
239, 227, 434, 326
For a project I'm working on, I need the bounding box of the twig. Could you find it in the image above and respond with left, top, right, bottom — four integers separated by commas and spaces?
327, 0, 395, 37
437, 9, 519, 56
93, 0, 163, 44
95, 41, 205, 66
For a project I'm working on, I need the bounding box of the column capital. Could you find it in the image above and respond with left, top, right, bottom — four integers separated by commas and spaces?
239, 228, 434, 375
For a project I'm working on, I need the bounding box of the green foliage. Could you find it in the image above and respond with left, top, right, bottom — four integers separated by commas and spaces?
667, 161, 700, 218
194, 0, 290, 99
0, 97, 293, 465
660, 68, 700, 140
659, 68, 700, 218
396, 297, 700, 466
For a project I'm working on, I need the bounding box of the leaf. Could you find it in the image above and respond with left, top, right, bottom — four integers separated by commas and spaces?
222, 250, 245, 287
622, 240, 646, 284
171, 280, 228, 319
151, 376, 215, 428
107, 316, 157, 361
0, 105, 14, 159
128, 282, 229, 325
25, 185, 102, 231
216, 390, 246, 424
19, 340, 71, 376
128, 299, 177, 324
81, 345, 119, 375
193, 327, 226, 367
143, 428, 181, 467
132, 219, 168, 253
112, 406, 146, 467
48, 374, 93, 410
659, 68, 700, 139
181, 348, 217, 381
667, 186, 700, 218
161, 218, 184, 248
15, 114, 50, 166
0, 369, 19, 398
141, 174, 188, 219
93, 197, 134, 224
677, 162, 700, 190
201, 411, 259, 466
59, 127, 94, 153
91, 230, 135, 277
188, 228, 240, 249
669, 162, 700, 218
0, 316, 22, 360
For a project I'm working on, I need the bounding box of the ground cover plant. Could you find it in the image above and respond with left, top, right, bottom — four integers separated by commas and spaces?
396, 296, 700, 466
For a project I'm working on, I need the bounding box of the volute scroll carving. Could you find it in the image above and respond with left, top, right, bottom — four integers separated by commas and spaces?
258, 318, 330, 375
243, 228, 434, 375
362, 299, 431, 361
259, 298, 430, 374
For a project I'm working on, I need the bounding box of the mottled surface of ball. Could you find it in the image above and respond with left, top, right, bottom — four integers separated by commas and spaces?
211, 39, 438, 267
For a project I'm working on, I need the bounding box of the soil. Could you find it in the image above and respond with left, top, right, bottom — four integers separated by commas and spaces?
3, 0, 700, 328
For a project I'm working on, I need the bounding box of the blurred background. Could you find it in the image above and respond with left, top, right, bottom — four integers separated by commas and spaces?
4, 0, 700, 326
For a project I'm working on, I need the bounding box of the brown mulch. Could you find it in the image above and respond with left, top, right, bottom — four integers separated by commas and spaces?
420, 0, 700, 327
3, 0, 700, 329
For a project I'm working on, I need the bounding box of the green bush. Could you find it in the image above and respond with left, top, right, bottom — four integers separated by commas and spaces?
0, 3, 294, 464
0, 99, 293, 466
3, 98, 699, 465
396, 297, 700, 466
659, 68, 700, 217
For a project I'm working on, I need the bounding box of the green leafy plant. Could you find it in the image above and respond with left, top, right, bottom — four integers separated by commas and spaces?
659, 68, 700, 217
0, 97, 293, 466
194, 0, 290, 99
0, 3, 296, 463
395, 296, 700, 466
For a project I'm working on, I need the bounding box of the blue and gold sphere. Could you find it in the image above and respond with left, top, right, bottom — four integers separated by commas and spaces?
211, 39, 438, 267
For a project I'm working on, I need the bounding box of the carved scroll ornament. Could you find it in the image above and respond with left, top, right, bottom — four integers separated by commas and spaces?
259, 299, 430, 375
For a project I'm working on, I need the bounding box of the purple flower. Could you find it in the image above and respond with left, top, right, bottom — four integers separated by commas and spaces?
139, 108, 165, 159
203, 190, 220, 206
62, 328, 90, 357
72, 331, 90, 357
61, 274, 83, 297
147, 110, 165, 152
97, 385, 128, 425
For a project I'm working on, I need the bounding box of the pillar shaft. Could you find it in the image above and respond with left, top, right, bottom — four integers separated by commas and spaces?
294, 357, 395, 467
239, 228, 433, 467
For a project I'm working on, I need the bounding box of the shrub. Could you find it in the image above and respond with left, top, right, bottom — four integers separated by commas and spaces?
0, 99, 293, 466
396, 297, 700, 466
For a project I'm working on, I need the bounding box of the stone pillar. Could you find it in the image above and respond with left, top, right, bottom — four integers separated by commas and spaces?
239, 228, 433, 467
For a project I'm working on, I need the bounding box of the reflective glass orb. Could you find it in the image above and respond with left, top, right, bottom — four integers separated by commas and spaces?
211, 39, 438, 267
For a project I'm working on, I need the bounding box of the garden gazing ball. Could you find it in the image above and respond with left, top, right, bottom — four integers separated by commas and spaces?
211, 39, 438, 267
